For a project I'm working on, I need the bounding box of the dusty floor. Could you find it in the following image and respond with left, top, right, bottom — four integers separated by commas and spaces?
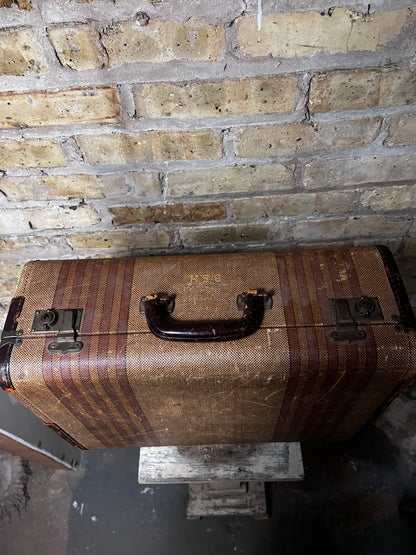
0, 382, 415, 555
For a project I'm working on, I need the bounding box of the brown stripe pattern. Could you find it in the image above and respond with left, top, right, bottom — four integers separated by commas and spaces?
289, 252, 321, 438
273, 252, 300, 440
299, 251, 337, 440
113, 258, 160, 446
42, 258, 159, 448
273, 249, 380, 441
306, 249, 351, 439
324, 249, 377, 439
42, 260, 113, 448
7, 246, 412, 448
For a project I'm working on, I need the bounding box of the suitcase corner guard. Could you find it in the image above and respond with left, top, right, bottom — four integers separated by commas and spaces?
0, 296, 25, 392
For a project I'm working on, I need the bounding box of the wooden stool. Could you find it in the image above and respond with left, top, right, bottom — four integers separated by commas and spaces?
138, 443, 304, 519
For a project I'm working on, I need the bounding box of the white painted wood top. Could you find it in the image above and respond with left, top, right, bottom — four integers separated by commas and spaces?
138, 442, 304, 484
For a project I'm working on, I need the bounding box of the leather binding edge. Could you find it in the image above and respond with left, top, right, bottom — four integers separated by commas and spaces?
44, 422, 87, 450
376, 245, 416, 330
0, 296, 25, 392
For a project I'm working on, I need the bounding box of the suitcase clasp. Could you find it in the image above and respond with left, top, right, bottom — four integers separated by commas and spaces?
31, 309, 83, 354
328, 296, 383, 344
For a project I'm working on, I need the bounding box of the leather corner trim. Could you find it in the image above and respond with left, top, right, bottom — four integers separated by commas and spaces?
376, 245, 416, 329
44, 422, 87, 450
0, 296, 25, 392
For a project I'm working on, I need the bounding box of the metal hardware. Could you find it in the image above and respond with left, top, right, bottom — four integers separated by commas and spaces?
0, 329, 23, 349
139, 295, 175, 315
328, 296, 383, 344
355, 296, 376, 318
236, 291, 273, 311
32, 309, 83, 354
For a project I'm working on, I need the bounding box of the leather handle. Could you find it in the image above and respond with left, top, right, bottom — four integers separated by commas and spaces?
140, 291, 271, 342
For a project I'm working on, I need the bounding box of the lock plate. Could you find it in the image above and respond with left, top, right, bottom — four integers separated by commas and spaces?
31, 309, 83, 354
328, 296, 383, 344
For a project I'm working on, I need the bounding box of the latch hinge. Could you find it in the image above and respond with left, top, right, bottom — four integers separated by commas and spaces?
328, 296, 383, 344
31, 309, 83, 354
0, 328, 23, 349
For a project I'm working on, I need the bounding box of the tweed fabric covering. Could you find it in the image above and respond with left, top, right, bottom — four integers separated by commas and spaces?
6, 247, 416, 449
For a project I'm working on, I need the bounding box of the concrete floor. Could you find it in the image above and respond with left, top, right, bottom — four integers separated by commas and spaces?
0, 383, 415, 555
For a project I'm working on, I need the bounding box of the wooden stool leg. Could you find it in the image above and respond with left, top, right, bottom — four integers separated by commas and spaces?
187, 481, 269, 519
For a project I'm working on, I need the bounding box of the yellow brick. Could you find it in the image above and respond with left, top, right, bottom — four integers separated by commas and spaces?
68, 229, 173, 249
294, 215, 407, 241
24, 205, 100, 230
304, 154, 416, 189
135, 75, 296, 119
109, 201, 226, 225
360, 185, 416, 212
179, 222, 289, 247
102, 19, 224, 66
0, 236, 48, 253
386, 114, 416, 147
1, 0, 33, 8
16, 0, 32, 8
0, 87, 120, 129
48, 25, 107, 71
76, 130, 222, 165
165, 164, 295, 197
129, 172, 161, 198
0, 139, 66, 169
236, 118, 381, 157
232, 191, 354, 219
0, 261, 24, 280
0, 205, 99, 232
2, 0, 33, 8
0, 28, 48, 76
0, 174, 125, 202
236, 8, 414, 58
310, 68, 416, 113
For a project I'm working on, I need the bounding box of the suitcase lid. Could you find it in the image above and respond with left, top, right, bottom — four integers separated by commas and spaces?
1, 246, 415, 369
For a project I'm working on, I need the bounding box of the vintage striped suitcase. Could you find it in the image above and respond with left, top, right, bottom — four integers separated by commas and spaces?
1, 246, 415, 450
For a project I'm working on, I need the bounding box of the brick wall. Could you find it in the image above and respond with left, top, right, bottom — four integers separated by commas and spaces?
0, 0, 415, 326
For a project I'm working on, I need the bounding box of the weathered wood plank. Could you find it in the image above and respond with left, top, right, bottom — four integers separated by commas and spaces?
138, 442, 304, 484
187, 481, 268, 519
0, 388, 80, 470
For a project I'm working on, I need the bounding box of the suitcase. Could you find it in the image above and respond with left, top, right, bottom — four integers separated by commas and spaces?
1, 246, 415, 450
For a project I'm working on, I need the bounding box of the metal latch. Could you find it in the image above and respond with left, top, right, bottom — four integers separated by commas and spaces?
236, 291, 273, 311
0, 329, 23, 349
328, 296, 383, 344
31, 309, 83, 354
